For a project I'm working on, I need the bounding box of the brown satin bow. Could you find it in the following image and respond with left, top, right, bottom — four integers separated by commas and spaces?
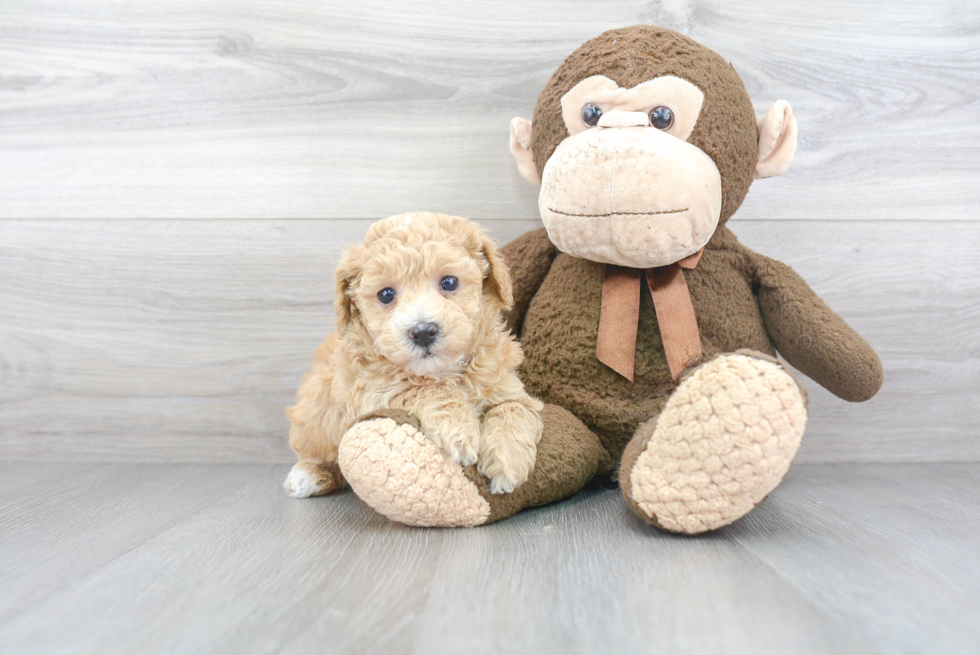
596, 248, 704, 381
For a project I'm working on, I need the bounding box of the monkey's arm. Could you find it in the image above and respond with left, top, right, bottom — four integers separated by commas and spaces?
752, 254, 883, 402
500, 227, 559, 335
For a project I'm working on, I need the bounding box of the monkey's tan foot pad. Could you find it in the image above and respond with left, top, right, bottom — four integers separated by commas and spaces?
626, 353, 807, 534
338, 417, 490, 528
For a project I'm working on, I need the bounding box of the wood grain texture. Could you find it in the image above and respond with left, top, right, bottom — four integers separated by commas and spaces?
0, 462, 977, 654
731, 463, 980, 655
0, 0, 977, 219
0, 218, 976, 463
0, 463, 259, 622
0, 461, 99, 497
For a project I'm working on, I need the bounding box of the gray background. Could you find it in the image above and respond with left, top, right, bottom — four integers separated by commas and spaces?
1, 0, 977, 465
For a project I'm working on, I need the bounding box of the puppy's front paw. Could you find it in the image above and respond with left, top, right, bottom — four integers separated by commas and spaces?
478, 429, 537, 495
423, 417, 480, 467
442, 426, 480, 467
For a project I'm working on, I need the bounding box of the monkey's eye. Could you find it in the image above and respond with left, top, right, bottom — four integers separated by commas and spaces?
649, 106, 674, 130
377, 287, 396, 304
581, 103, 603, 127
440, 276, 459, 292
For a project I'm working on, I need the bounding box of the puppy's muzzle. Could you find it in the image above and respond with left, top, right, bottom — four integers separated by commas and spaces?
409, 322, 440, 349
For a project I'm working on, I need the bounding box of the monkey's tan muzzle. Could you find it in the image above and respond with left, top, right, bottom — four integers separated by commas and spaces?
538, 127, 723, 269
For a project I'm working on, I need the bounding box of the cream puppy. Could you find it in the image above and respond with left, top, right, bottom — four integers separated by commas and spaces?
284, 213, 544, 498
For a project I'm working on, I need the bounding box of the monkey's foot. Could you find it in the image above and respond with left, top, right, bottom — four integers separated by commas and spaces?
337, 413, 490, 528
621, 351, 807, 534
337, 405, 612, 528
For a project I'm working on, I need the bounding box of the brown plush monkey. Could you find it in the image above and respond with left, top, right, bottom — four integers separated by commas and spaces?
333, 25, 883, 533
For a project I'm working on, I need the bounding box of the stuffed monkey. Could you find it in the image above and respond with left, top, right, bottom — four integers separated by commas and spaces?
329, 25, 883, 533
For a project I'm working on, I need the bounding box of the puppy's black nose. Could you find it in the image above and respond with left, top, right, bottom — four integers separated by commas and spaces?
409, 322, 439, 348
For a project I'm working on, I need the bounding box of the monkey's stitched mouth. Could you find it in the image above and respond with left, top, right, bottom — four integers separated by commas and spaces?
547, 207, 689, 218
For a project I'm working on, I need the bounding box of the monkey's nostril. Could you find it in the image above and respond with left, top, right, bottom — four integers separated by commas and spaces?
409, 322, 440, 348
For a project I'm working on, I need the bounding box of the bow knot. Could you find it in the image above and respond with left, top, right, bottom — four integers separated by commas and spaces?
595, 248, 704, 381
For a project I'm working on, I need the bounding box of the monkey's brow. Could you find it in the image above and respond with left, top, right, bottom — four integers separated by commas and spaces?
547, 207, 689, 217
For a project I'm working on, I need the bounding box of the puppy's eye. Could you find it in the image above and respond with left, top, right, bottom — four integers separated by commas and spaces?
377, 288, 396, 304
581, 103, 603, 127
439, 276, 458, 292
649, 106, 674, 130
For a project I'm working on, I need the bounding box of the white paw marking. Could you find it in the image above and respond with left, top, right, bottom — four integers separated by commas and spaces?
283, 466, 324, 499
488, 477, 516, 495
441, 429, 479, 467
457, 444, 479, 467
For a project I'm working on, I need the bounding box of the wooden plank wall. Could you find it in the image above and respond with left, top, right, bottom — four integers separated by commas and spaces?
1, 1, 977, 463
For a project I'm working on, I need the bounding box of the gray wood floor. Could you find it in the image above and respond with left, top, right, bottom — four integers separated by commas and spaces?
0, 462, 977, 655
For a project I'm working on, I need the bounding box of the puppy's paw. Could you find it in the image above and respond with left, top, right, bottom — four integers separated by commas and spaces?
478, 430, 537, 495
284, 462, 325, 498
441, 423, 480, 467
488, 474, 520, 496
283, 460, 342, 498
422, 416, 480, 468
445, 432, 479, 467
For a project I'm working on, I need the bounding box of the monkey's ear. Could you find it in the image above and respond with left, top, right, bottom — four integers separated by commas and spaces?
754, 100, 798, 179
333, 245, 363, 332
509, 117, 540, 184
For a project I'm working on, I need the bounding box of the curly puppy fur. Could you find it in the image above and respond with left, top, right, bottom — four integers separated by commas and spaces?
285, 213, 544, 496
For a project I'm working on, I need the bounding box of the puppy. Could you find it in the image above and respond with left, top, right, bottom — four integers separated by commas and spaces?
284, 212, 544, 498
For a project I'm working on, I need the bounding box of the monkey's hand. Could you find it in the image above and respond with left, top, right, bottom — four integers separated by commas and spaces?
753, 255, 883, 402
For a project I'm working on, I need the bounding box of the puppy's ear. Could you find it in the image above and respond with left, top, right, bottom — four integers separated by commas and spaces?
478, 234, 514, 309
333, 245, 363, 332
